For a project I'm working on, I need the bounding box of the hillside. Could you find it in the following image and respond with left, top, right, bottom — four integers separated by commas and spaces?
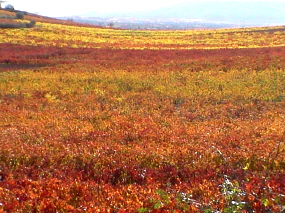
0, 9, 98, 28
0, 16, 285, 212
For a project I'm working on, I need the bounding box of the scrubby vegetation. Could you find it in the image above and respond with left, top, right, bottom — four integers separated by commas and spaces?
0, 10, 35, 28
15, 12, 24, 19
0, 17, 284, 212
0, 20, 35, 28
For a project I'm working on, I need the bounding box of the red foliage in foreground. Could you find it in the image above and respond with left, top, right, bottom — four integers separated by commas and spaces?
1, 43, 285, 72
0, 43, 285, 212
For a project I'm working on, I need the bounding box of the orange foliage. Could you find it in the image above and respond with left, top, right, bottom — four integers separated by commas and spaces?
0, 19, 285, 212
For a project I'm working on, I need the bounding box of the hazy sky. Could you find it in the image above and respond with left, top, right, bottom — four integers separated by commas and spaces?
2, 0, 282, 17
3, 0, 190, 16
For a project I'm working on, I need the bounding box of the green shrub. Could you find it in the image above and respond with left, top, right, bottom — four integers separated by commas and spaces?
16, 12, 24, 19
0, 21, 36, 29
0, 23, 24, 28
26, 20, 36, 28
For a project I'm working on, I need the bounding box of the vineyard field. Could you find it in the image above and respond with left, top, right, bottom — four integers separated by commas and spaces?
0, 13, 285, 212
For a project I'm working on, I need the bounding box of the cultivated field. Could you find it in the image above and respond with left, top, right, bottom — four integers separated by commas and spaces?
0, 13, 285, 212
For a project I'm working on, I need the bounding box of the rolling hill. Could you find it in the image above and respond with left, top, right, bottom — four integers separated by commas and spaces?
1, 9, 285, 212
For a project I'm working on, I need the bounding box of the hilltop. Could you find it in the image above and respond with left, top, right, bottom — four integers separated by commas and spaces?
0, 9, 99, 28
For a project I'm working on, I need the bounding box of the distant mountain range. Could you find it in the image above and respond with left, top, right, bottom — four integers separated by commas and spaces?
72, 1, 285, 29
